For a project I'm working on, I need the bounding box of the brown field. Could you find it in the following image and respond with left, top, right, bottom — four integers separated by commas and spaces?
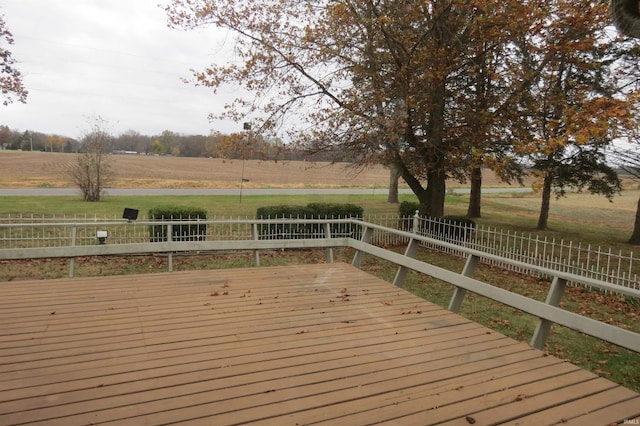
0, 150, 518, 189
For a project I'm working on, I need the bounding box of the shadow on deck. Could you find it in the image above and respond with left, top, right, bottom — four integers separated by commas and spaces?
1, 263, 638, 425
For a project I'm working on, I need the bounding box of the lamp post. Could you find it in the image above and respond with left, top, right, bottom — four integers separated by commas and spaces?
240, 122, 251, 204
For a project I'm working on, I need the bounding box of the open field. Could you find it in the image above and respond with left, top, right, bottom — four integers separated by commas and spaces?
0, 150, 527, 189
0, 151, 390, 188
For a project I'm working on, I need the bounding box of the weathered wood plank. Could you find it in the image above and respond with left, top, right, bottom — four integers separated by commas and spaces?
0, 263, 637, 426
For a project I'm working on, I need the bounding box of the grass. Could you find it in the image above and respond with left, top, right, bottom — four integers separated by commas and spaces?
0, 190, 638, 392
0, 193, 418, 218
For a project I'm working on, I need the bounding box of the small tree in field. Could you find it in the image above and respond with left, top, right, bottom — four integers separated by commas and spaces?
69, 119, 114, 202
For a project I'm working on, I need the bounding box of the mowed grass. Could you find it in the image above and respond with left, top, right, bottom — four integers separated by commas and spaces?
0, 190, 639, 392
0, 193, 417, 218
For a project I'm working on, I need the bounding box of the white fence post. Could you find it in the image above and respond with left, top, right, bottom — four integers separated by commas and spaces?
393, 211, 421, 288
252, 223, 260, 267
531, 276, 568, 350
167, 224, 173, 272
69, 225, 77, 278
324, 222, 334, 263
448, 254, 480, 313
352, 225, 373, 268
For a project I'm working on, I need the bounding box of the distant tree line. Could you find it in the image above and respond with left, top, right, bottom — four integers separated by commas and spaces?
0, 126, 344, 162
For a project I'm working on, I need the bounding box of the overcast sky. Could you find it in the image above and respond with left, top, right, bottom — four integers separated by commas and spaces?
1, 0, 241, 138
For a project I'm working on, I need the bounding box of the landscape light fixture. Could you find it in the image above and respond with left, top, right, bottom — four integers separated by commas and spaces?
123, 208, 139, 222
96, 230, 108, 245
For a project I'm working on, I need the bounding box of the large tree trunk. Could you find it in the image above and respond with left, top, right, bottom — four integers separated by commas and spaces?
425, 169, 446, 217
401, 160, 446, 217
401, 167, 429, 212
387, 162, 401, 204
610, 0, 640, 39
402, 173, 446, 217
537, 173, 553, 230
629, 194, 640, 245
467, 166, 482, 218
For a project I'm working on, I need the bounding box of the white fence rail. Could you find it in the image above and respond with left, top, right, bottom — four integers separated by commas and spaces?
1, 217, 638, 354
362, 214, 639, 292
1, 213, 637, 291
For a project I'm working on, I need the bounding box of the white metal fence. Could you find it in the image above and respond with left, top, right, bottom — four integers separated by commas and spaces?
353, 214, 638, 292
407, 215, 638, 291
1, 212, 637, 291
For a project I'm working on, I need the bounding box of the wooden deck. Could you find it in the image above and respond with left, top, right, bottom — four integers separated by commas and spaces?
1, 262, 638, 426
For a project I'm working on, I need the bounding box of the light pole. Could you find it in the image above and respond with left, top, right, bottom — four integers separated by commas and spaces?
240, 122, 251, 204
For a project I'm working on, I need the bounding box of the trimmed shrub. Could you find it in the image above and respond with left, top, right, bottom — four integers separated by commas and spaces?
256, 205, 316, 219
307, 202, 363, 219
256, 203, 363, 239
398, 201, 422, 218
307, 202, 363, 239
148, 206, 207, 242
256, 205, 316, 239
398, 201, 422, 231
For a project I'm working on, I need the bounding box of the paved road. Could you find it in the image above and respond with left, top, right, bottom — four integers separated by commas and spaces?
0, 187, 532, 196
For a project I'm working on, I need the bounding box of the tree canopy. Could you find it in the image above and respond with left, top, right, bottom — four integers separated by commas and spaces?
167, 0, 640, 220
0, 14, 27, 106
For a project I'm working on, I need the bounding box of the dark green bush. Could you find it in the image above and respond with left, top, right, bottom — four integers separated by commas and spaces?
307, 202, 363, 219
256, 203, 363, 239
148, 206, 207, 242
256, 205, 316, 239
398, 201, 423, 231
398, 201, 422, 218
256, 205, 316, 219
307, 202, 363, 239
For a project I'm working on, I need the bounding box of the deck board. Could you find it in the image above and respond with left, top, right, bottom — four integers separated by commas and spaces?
0, 262, 638, 425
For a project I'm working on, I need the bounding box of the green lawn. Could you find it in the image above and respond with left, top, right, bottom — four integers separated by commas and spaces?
0, 193, 415, 218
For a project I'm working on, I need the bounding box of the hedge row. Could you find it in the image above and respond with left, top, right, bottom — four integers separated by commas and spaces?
148, 206, 208, 242
145, 201, 475, 243
256, 203, 363, 219
256, 203, 363, 239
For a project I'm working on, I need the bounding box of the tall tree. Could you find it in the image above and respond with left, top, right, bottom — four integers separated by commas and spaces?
511, 1, 635, 230
0, 125, 11, 148
47, 135, 66, 152
449, 3, 536, 218
0, 14, 27, 106
167, 0, 549, 217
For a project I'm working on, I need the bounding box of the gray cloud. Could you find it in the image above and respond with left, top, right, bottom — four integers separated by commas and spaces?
1, 0, 238, 138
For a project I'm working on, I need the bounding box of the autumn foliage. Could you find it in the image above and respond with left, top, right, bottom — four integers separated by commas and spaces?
166, 1, 640, 230
0, 13, 27, 106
